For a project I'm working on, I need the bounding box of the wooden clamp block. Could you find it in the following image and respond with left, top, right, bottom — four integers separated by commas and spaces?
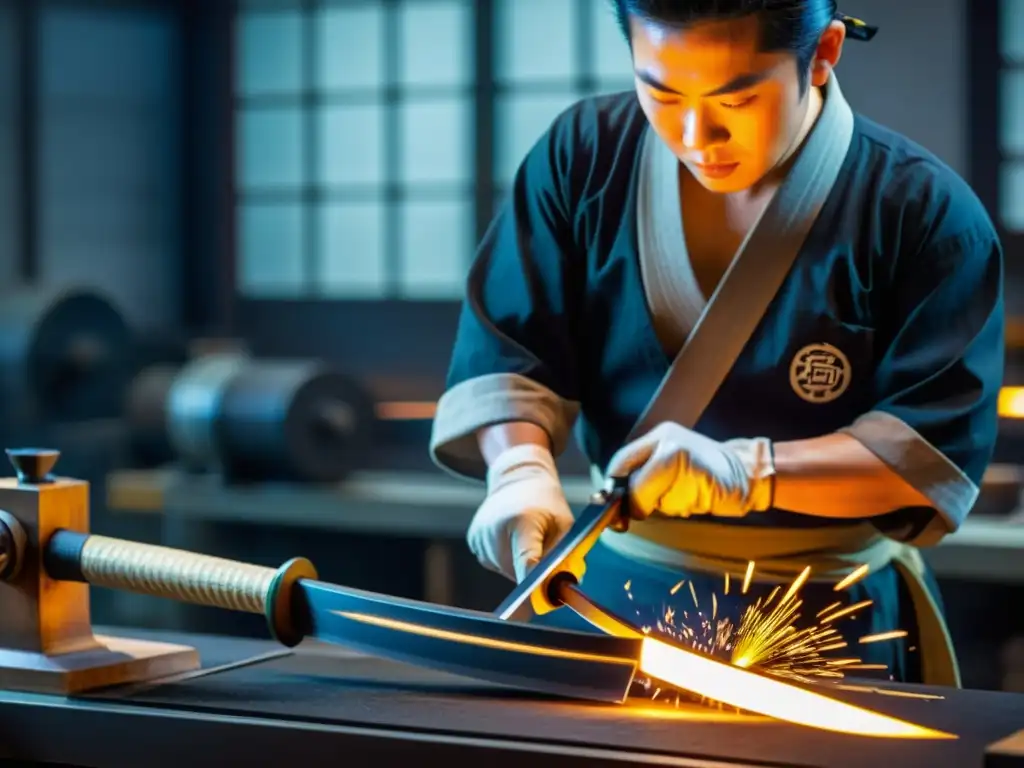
0, 448, 199, 694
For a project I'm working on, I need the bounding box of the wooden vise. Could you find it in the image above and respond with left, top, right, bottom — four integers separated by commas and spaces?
0, 448, 199, 694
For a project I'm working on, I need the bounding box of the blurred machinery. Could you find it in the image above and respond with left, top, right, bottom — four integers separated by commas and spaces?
0, 283, 524, 484
0, 285, 150, 496
125, 353, 377, 484
0, 286, 133, 429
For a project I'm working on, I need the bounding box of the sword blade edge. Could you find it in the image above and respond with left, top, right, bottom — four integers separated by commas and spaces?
296, 580, 638, 704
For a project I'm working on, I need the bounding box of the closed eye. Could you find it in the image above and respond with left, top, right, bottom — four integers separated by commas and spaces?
720, 95, 758, 109
647, 89, 680, 105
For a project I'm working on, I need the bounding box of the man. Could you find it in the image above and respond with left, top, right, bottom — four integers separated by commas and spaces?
429, 0, 1004, 686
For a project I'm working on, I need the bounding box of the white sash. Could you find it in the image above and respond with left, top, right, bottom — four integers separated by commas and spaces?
630, 75, 855, 441
586, 75, 855, 495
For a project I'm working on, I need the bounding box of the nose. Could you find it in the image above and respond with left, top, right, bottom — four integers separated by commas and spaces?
682, 104, 727, 150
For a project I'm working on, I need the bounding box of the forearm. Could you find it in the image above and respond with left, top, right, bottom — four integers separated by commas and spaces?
430, 373, 580, 480
478, 422, 552, 466
771, 432, 933, 519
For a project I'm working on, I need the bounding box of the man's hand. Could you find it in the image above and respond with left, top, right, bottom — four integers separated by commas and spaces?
605, 422, 776, 519
467, 443, 577, 583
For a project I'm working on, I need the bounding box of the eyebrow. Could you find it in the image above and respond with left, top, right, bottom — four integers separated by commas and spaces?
634, 69, 771, 97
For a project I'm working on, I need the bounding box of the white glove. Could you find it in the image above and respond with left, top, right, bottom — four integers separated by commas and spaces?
605, 422, 775, 519
466, 443, 575, 583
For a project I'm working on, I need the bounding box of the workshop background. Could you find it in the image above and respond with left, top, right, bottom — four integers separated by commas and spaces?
0, 0, 1021, 691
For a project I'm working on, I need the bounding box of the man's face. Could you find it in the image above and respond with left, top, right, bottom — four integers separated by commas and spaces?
630, 15, 813, 194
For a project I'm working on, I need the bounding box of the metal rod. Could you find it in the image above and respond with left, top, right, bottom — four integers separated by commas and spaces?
495, 482, 628, 622
553, 578, 644, 639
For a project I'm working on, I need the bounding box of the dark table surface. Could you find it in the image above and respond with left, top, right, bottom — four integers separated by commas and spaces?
2, 627, 1024, 768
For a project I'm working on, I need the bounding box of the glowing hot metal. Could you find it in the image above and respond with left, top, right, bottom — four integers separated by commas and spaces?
554, 579, 954, 740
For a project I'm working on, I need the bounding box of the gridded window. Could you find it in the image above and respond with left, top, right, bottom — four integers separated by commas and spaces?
234, 0, 636, 300
235, 0, 475, 300
1000, 0, 1024, 231
491, 0, 634, 192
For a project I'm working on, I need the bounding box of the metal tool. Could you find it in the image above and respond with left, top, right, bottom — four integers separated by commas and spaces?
495, 476, 631, 622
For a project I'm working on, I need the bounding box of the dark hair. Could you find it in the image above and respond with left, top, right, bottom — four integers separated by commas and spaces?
612, 1, 862, 91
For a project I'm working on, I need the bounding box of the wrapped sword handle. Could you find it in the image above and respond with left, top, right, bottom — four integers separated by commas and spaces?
44, 530, 318, 647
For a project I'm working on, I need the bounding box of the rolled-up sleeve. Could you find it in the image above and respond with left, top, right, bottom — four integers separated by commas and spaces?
842, 223, 1004, 546
430, 107, 586, 482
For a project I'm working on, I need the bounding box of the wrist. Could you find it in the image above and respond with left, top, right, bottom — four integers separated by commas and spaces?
478, 422, 551, 465
726, 437, 776, 512
486, 443, 558, 492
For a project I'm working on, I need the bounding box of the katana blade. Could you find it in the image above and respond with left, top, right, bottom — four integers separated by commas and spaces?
295, 580, 641, 703
40, 529, 952, 737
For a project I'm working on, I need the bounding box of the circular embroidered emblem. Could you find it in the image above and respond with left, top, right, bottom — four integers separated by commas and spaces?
789, 343, 851, 403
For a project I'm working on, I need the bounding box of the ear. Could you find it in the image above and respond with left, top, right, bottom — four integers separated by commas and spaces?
810, 20, 846, 87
